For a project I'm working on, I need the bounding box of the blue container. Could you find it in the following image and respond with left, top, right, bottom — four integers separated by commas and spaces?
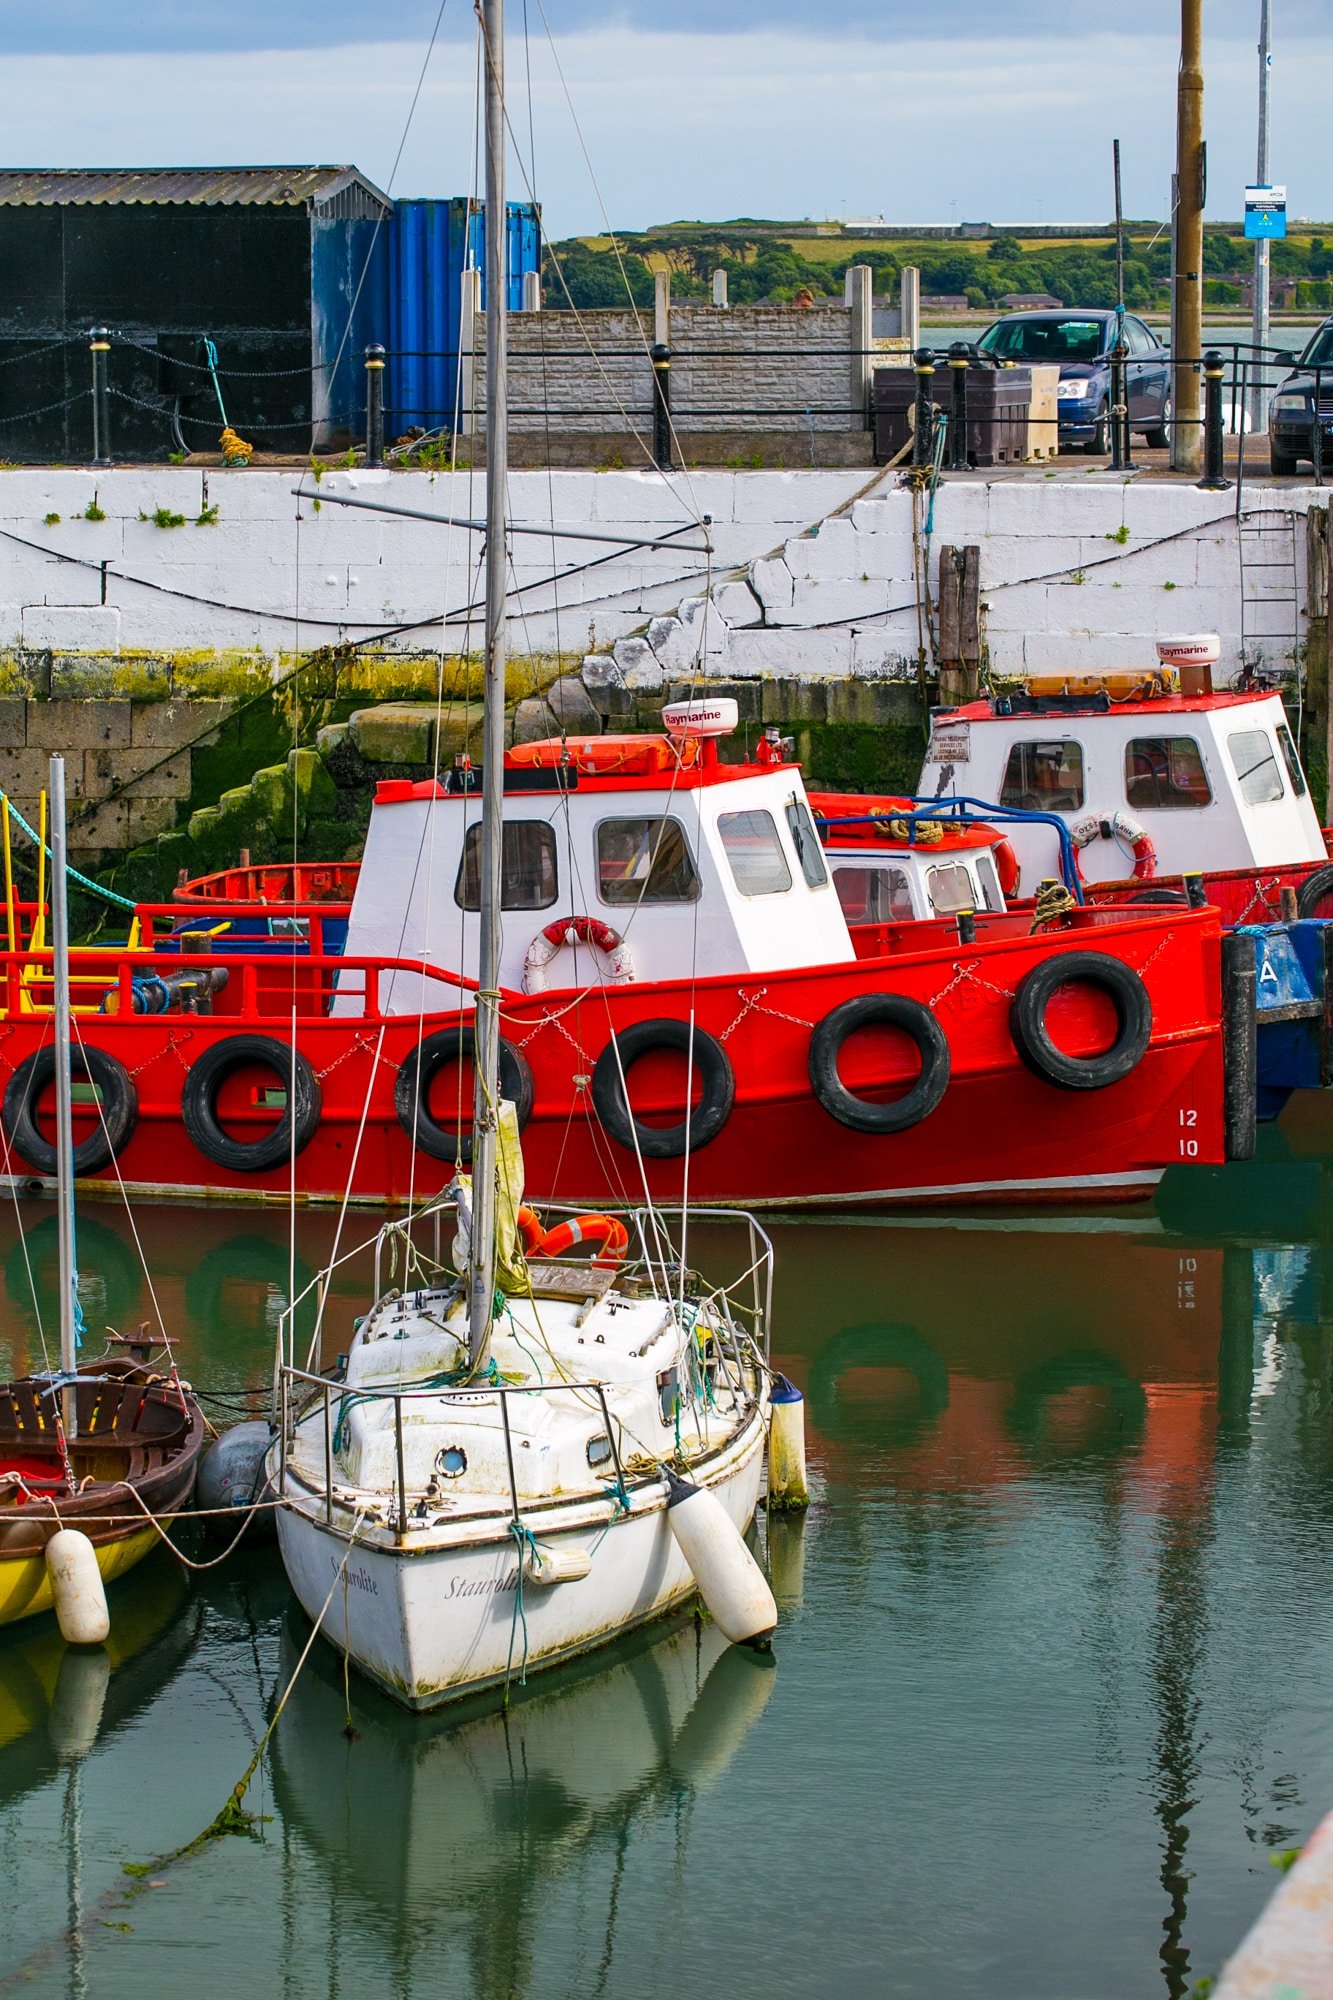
386, 198, 540, 438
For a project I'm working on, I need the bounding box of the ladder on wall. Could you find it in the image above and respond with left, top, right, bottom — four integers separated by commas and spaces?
1237, 510, 1301, 688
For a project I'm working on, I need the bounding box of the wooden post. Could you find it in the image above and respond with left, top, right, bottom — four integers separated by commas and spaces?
1307, 501, 1330, 815
938, 544, 981, 704
654, 270, 670, 348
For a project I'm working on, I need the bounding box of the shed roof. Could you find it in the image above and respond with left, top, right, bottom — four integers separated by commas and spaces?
0, 167, 391, 211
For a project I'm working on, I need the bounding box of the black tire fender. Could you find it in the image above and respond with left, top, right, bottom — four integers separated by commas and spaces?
395, 1027, 534, 1164
1010, 950, 1152, 1091
808, 993, 950, 1135
591, 1019, 734, 1160
1296, 863, 1333, 919
3, 1045, 137, 1177
181, 1035, 321, 1174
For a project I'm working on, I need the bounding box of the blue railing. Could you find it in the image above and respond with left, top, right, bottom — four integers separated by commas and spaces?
813, 795, 1085, 904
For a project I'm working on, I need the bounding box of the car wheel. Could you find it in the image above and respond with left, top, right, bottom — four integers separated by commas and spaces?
1143, 396, 1171, 451
1270, 439, 1300, 476
1082, 405, 1109, 455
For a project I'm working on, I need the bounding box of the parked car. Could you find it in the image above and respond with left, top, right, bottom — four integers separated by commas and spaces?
1269, 319, 1333, 474
976, 309, 1172, 453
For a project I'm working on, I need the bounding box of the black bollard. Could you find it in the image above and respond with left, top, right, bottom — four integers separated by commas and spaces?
650, 342, 672, 471
948, 343, 969, 471
1184, 872, 1207, 909
1199, 350, 1231, 491
89, 326, 111, 467
956, 909, 977, 945
912, 347, 935, 468
364, 344, 385, 467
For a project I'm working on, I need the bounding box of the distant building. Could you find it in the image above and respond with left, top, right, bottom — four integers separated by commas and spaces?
1000, 292, 1064, 310
921, 294, 970, 312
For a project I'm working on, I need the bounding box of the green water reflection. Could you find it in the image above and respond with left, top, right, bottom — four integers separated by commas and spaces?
0, 1121, 1332, 1998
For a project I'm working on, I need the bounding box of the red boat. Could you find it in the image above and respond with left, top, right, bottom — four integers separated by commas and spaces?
912, 638, 1333, 923
0, 701, 1252, 1211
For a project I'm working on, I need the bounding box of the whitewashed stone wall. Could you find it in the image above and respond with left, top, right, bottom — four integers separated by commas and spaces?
0, 463, 1318, 684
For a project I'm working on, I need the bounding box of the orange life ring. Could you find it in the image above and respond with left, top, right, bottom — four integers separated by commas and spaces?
533, 1213, 630, 1268
516, 1205, 545, 1254
523, 916, 634, 994
992, 836, 1021, 900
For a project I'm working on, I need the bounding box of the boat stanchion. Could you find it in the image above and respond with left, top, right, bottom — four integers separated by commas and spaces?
767, 1373, 810, 1513
664, 1468, 777, 1648
44, 1530, 110, 1647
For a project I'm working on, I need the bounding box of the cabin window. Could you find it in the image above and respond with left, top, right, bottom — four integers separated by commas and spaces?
719, 811, 793, 897
1277, 723, 1308, 798
455, 821, 557, 910
833, 865, 916, 924
974, 852, 1006, 913
596, 817, 700, 905
925, 863, 977, 915
784, 797, 829, 889
1125, 737, 1212, 810
1227, 729, 1285, 807
998, 740, 1085, 811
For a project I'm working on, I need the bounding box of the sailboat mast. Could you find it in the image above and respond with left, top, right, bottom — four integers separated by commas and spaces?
467, 0, 509, 1365
49, 754, 78, 1438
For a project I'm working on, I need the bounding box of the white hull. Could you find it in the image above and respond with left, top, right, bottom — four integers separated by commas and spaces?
274, 1418, 766, 1711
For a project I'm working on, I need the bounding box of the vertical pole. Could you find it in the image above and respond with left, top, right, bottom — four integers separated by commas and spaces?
650, 344, 672, 471
520, 269, 541, 313
49, 756, 78, 1440
1171, 0, 1205, 473
847, 264, 872, 430
1109, 341, 1128, 470
363, 345, 385, 468
89, 328, 110, 469
1250, 0, 1273, 434
1199, 351, 1231, 489
468, 0, 508, 1370
912, 348, 935, 468
457, 268, 481, 439
711, 268, 728, 309
653, 269, 670, 349
948, 345, 969, 470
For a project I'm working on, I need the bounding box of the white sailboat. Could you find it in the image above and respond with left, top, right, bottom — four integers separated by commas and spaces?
267, 0, 778, 1711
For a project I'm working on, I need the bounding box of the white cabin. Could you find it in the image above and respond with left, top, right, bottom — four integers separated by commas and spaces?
339, 703, 855, 1013
917, 679, 1325, 888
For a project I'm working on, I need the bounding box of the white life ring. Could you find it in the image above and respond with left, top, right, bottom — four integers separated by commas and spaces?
523, 915, 635, 994
1070, 810, 1157, 882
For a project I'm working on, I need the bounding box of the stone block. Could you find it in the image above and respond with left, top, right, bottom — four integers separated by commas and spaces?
611, 636, 659, 679
711, 580, 762, 627
130, 699, 230, 749
666, 677, 763, 721
546, 675, 602, 733
512, 696, 556, 745
316, 721, 350, 760
51, 655, 170, 700
0, 700, 25, 747
219, 785, 253, 816
986, 481, 1128, 538
750, 557, 795, 619
348, 703, 436, 764
287, 748, 338, 817
623, 659, 665, 691
642, 617, 696, 675
123, 797, 177, 845
730, 471, 867, 525
0, 747, 54, 797
251, 764, 292, 823
436, 703, 484, 762
789, 577, 900, 623
26, 699, 132, 750
117, 752, 193, 800
580, 652, 625, 692
22, 606, 121, 648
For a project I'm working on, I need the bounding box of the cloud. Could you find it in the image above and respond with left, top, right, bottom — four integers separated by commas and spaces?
0, 27, 1327, 238
0, 0, 1326, 53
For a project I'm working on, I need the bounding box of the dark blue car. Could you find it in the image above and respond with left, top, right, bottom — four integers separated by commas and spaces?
1269, 318, 1333, 474
976, 309, 1172, 453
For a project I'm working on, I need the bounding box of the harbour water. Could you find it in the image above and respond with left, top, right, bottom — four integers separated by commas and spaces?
2, 1117, 1333, 1998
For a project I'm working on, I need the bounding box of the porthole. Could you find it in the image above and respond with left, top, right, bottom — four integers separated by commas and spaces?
436, 1446, 468, 1479
586, 1435, 613, 1470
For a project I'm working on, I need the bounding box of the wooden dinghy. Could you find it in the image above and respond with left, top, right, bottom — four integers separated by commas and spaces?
0, 1349, 204, 1628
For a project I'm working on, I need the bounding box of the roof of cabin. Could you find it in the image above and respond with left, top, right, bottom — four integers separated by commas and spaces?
938, 688, 1278, 728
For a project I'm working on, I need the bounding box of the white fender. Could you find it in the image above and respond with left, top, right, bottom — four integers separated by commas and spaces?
522, 1540, 593, 1586
45, 1529, 110, 1647
664, 1470, 776, 1647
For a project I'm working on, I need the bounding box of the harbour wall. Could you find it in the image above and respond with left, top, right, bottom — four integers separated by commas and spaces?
0, 464, 1324, 871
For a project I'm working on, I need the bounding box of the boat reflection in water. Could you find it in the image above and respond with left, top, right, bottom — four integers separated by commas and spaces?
271, 1608, 777, 1987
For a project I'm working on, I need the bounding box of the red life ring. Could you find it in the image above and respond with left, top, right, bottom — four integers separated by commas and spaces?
992, 836, 1021, 900
1070, 810, 1156, 882
533, 1213, 630, 1267
523, 916, 634, 994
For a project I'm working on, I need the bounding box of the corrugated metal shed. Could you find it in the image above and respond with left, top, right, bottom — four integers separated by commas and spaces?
0, 167, 390, 215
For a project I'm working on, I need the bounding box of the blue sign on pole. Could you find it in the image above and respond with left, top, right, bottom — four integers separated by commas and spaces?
1245, 184, 1287, 240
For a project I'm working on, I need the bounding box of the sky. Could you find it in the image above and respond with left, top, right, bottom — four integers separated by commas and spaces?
0, 2, 1328, 238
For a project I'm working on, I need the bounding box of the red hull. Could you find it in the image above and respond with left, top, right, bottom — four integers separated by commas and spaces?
0, 903, 1228, 1211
